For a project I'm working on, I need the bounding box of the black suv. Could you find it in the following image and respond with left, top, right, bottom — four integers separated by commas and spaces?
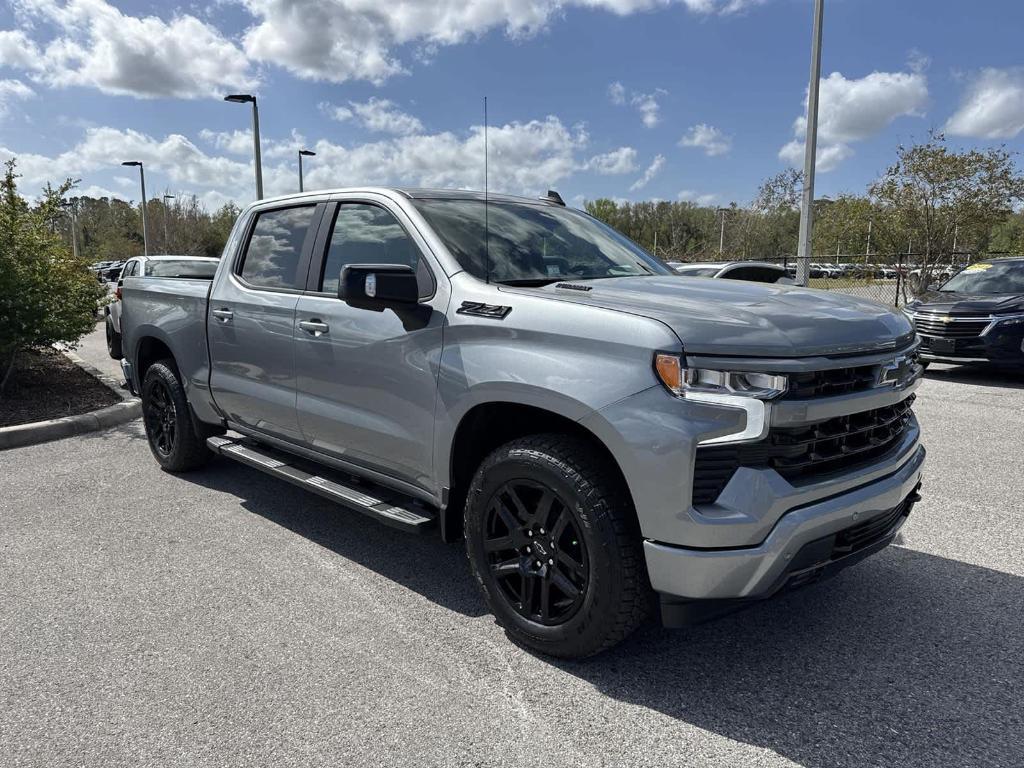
904, 257, 1024, 370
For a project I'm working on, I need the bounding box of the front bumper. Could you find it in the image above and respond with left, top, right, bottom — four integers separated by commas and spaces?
917, 324, 1024, 368
645, 442, 925, 609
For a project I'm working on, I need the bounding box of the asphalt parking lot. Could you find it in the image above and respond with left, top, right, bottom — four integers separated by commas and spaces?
2, 361, 1022, 767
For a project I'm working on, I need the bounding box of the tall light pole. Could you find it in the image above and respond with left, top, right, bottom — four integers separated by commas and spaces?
298, 149, 315, 192
122, 161, 148, 256
61, 200, 79, 260
717, 207, 729, 255
225, 94, 264, 200
162, 194, 175, 252
795, 0, 825, 286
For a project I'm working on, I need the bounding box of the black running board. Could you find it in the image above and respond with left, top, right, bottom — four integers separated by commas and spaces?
206, 435, 436, 534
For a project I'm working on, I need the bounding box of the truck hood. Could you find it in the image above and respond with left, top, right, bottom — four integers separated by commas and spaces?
907, 290, 1024, 315
526, 276, 915, 357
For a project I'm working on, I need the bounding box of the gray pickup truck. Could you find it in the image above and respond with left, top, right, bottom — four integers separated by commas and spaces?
120, 187, 925, 658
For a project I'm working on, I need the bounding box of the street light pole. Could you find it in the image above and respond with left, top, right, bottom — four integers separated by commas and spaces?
225, 94, 264, 200
298, 149, 316, 192
122, 161, 148, 256
163, 194, 175, 252
717, 208, 728, 255
795, 0, 825, 286
61, 201, 79, 260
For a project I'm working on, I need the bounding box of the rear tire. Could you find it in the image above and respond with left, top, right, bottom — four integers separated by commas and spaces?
141, 360, 210, 472
464, 434, 651, 659
105, 316, 122, 360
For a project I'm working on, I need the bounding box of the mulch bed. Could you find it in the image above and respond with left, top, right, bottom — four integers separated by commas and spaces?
0, 348, 121, 428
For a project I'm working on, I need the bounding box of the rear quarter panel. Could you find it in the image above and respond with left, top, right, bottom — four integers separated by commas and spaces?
121, 277, 219, 422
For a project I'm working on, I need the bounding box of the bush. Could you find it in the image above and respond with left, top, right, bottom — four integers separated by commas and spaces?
0, 159, 105, 397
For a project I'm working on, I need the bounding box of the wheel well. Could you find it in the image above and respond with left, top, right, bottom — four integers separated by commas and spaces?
443, 402, 633, 542
136, 337, 174, 383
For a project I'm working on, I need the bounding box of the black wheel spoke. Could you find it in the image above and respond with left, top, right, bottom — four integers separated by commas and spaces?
493, 499, 520, 536
505, 487, 532, 525
551, 508, 570, 541
539, 577, 552, 621
491, 558, 520, 579
519, 574, 535, 614
484, 535, 515, 553
557, 550, 585, 577
551, 570, 580, 601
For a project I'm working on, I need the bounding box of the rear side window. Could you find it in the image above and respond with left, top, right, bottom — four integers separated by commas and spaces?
320, 203, 430, 296
239, 206, 317, 289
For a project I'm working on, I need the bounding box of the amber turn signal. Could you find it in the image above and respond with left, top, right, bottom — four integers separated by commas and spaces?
654, 353, 683, 395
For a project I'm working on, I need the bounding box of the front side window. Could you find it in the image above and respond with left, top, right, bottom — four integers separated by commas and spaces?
320, 203, 429, 296
412, 199, 670, 285
239, 206, 316, 289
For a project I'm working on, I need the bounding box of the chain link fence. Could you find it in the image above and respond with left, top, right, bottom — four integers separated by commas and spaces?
731, 252, 993, 306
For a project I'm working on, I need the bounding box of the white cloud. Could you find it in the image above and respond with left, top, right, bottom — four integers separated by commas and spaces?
2, 0, 255, 98
946, 68, 1024, 140
608, 81, 626, 105
240, 1, 735, 85
199, 129, 255, 156
779, 69, 928, 172
0, 115, 588, 206
677, 189, 717, 206
777, 139, 853, 173
0, 79, 34, 119
353, 98, 424, 135
586, 146, 638, 175
629, 154, 665, 191
631, 89, 666, 128
679, 123, 731, 156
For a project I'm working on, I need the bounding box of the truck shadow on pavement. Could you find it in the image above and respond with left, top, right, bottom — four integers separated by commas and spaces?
180, 456, 489, 619
558, 546, 1024, 768
173, 449, 1021, 768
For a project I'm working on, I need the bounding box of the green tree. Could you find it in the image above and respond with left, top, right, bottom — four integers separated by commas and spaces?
869, 133, 1024, 278
0, 160, 105, 396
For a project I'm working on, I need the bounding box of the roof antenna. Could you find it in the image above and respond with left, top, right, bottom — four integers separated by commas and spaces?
483, 96, 491, 284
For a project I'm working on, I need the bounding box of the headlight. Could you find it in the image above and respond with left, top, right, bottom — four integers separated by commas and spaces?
993, 314, 1024, 328
654, 354, 788, 400
654, 353, 787, 445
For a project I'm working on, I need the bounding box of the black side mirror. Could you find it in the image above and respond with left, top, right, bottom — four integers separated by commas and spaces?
338, 263, 418, 305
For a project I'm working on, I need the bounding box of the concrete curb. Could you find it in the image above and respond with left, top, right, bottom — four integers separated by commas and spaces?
0, 349, 142, 451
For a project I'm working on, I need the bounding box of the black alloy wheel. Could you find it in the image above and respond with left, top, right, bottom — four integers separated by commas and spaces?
483, 480, 590, 626
144, 377, 177, 457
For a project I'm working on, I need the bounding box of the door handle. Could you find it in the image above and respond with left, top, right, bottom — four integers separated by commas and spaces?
211, 308, 233, 322
299, 319, 329, 337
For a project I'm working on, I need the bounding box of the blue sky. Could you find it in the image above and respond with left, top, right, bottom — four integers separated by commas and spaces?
1, 0, 1023, 211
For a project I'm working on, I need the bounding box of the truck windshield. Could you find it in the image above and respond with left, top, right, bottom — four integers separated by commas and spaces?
412, 199, 670, 284
940, 261, 1024, 294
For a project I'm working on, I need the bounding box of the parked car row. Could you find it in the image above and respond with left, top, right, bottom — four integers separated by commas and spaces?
89, 260, 126, 282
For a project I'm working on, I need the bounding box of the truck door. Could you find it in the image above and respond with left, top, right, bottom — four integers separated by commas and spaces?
208, 203, 323, 442
292, 199, 447, 493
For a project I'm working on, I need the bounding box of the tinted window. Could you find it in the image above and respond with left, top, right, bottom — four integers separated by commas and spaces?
239, 206, 316, 289
146, 259, 219, 278
320, 204, 428, 295
676, 267, 719, 278
413, 199, 669, 285
722, 266, 787, 283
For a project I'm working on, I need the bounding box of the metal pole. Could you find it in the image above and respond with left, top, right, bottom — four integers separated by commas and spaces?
252, 99, 264, 200
653, 230, 657, 256
298, 151, 304, 193
163, 203, 169, 251
795, 0, 824, 286
69, 209, 79, 259
719, 210, 726, 254
138, 165, 149, 257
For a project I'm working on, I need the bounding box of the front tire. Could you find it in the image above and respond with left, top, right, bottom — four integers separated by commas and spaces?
105, 316, 122, 360
464, 434, 651, 659
141, 360, 210, 472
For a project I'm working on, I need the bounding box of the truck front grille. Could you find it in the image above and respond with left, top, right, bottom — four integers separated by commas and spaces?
785, 363, 879, 399
692, 395, 915, 505
912, 313, 990, 338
